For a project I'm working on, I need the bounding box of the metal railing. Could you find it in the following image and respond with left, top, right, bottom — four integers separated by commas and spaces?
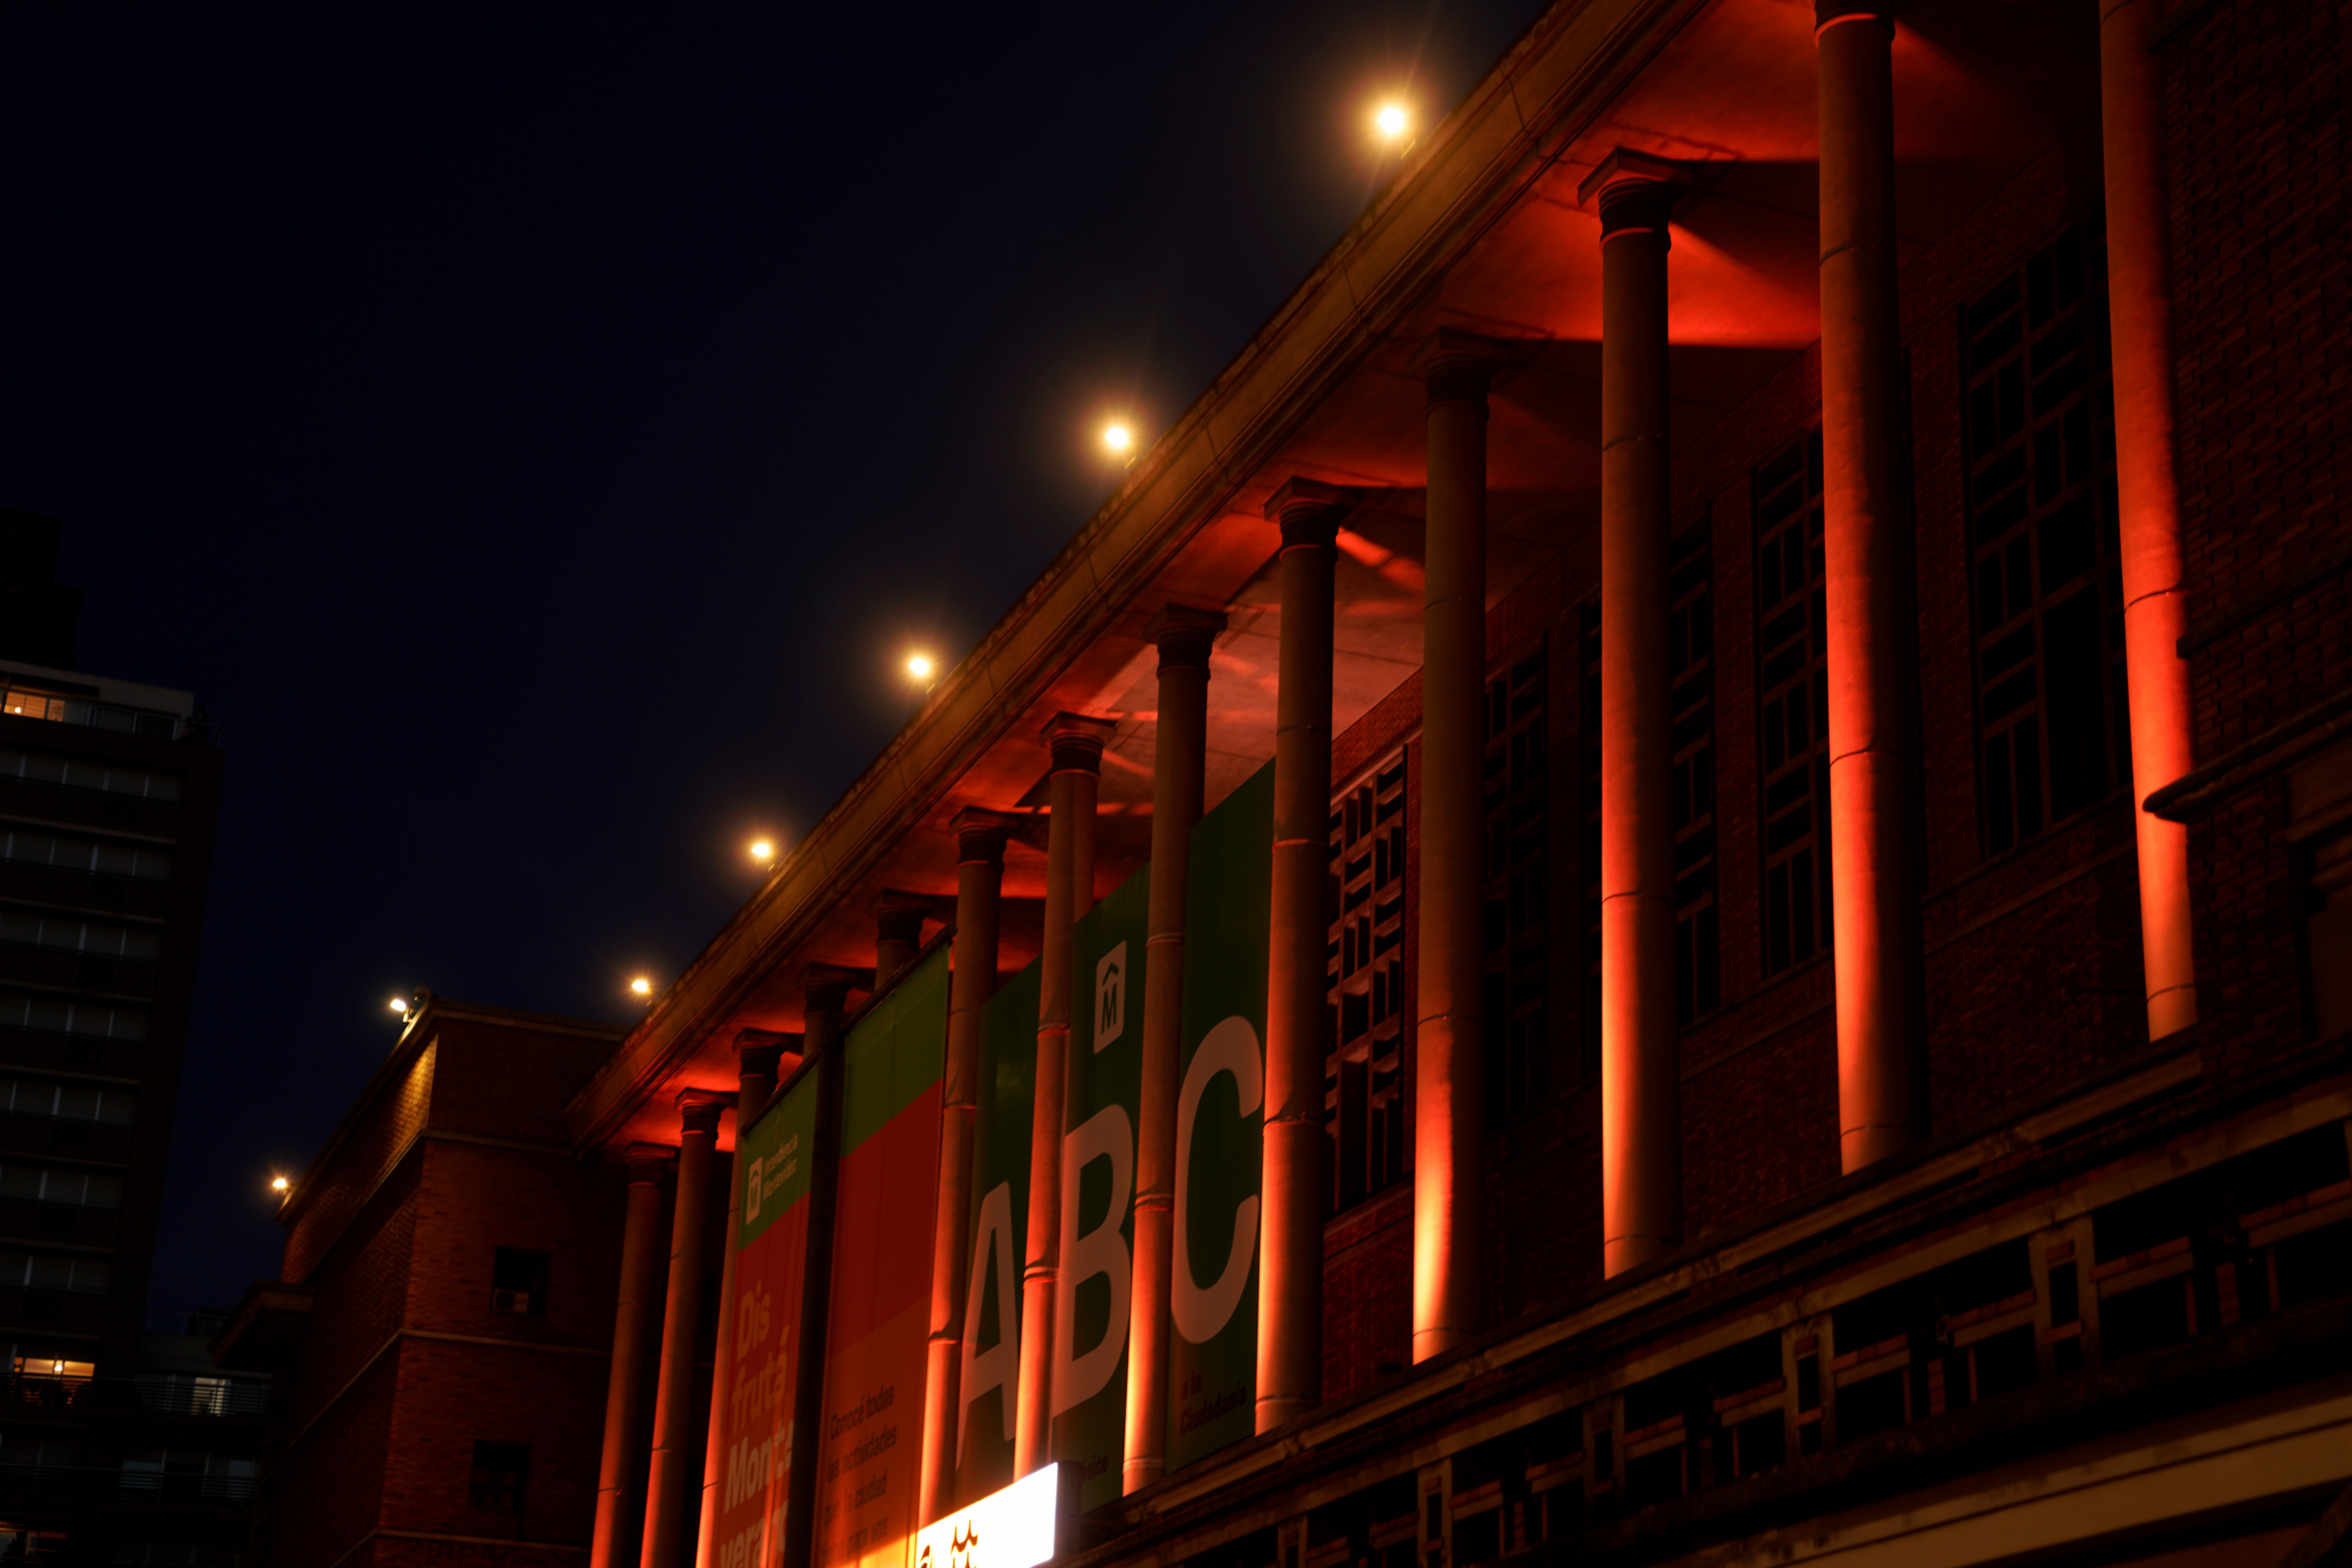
0, 689, 220, 746
0, 1372, 271, 1417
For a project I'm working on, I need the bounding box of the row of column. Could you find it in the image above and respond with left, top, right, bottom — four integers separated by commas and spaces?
589, 4, 2200, 1557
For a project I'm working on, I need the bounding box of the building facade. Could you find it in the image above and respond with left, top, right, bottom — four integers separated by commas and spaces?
257, 0, 2352, 1564
216, 996, 637, 1568
0, 511, 239, 1563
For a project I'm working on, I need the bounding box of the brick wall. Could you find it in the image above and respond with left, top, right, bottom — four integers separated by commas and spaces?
2167, 0, 2352, 1073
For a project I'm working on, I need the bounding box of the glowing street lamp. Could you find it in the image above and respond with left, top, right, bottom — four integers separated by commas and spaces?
906, 652, 937, 684
630, 976, 653, 999
387, 996, 408, 1016
1103, 422, 1134, 455
749, 838, 776, 865
1374, 102, 1410, 143
270, 1175, 290, 1193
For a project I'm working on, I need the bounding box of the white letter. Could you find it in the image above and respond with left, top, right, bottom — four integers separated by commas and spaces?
956, 1181, 1020, 1461
1172, 1015, 1261, 1345
1051, 1105, 1134, 1414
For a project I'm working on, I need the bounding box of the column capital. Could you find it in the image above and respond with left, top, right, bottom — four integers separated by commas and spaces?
803, 964, 873, 1016
1041, 712, 1116, 774
1813, 2, 1895, 36
1147, 603, 1229, 672
1264, 477, 1355, 548
1578, 147, 1681, 240
953, 807, 1014, 865
622, 1142, 675, 1174
677, 1091, 729, 1138
733, 1028, 795, 1081
871, 887, 949, 946
1415, 328, 1509, 406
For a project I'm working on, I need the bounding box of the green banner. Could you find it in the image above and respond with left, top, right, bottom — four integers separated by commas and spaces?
1167, 761, 1272, 1472
1051, 864, 1148, 1513
950, 956, 1037, 1509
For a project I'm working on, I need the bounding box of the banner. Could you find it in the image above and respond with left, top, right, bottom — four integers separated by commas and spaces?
950, 959, 1037, 1511
817, 944, 950, 1568
709, 1058, 822, 1568
1050, 865, 1148, 1513
1167, 761, 1272, 1472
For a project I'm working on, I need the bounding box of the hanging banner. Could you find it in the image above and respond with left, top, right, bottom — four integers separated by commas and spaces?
709, 1058, 822, 1568
817, 944, 950, 1568
950, 959, 1037, 1511
1167, 760, 1273, 1472
1050, 864, 1148, 1514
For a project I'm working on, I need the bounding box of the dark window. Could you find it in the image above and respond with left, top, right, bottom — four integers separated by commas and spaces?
1578, 604, 1604, 1082
1484, 646, 1549, 1124
1327, 753, 1407, 1212
469, 1440, 528, 1513
1755, 432, 1832, 978
492, 1247, 550, 1317
1962, 223, 2129, 856
1669, 529, 1719, 1024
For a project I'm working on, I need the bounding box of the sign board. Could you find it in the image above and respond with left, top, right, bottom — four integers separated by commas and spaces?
1050, 865, 1147, 1512
913, 1464, 1059, 1568
1167, 760, 1272, 1471
816, 944, 950, 1568
952, 957, 1038, 1510
708, 1058, 823, 1568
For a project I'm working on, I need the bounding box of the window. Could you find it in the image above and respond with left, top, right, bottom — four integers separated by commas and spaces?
0, 997, 147, 1043
0, 1167, 120, 1209
492, 1248, 550, 1317
1484, 648, 1549, 1123
1327, 755, 1407, 1212
0, 830, 171, 882
1962, 223, 2129, 855
1670, 530, 1720, 1023
470, 1440, 529, 1513
1755, 432, 1832, 978
0, 915, 158, 962
120, 1450, 256, 1504
0, 749, 181, 801
0, 1080, 133, 1125
0, 1253, 108, 1293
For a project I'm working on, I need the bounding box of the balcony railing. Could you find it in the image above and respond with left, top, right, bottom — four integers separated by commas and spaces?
0, 690, 220, 747
0, 1465, 254, 1508
0, 1371, 272, 1417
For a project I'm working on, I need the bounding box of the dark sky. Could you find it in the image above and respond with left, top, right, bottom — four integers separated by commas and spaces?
0, 3, 1548, 1321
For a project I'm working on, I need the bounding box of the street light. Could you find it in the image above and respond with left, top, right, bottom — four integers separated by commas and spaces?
387, 996, 408, 1016
749, 838, 776, 865
1374, 101, 1410, 143
270, 1175, 289, 1193
906, 652, 937, 684
630, 976, 653, 999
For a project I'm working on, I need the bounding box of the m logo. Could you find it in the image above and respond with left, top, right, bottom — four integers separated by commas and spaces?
1093, 941, 1127, 1053
745, 1156, 764, 1224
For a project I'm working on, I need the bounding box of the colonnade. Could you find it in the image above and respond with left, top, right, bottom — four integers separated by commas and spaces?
586, 5, 2201, 1559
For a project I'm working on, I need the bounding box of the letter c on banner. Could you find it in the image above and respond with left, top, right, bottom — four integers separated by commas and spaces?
1172, 1014, 1261, 1345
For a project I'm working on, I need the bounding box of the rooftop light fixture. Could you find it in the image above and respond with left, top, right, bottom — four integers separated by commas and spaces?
749, 838, 776, 864
906, 652, 937, 684
630, 976, 654, 998
388, 996, 408, 1016
1374, 102, 1410, 143
1103, 422, 1134, 454
270, 1175, 289, 1193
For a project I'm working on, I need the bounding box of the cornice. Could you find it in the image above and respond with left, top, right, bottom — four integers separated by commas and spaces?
564, 0, 1710, 1155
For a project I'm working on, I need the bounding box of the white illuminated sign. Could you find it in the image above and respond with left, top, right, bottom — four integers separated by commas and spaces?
915, 1464, 1059, 1568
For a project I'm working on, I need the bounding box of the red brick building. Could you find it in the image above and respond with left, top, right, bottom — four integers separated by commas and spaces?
216, 996, 637, 1567
243, 0, 2352, 1565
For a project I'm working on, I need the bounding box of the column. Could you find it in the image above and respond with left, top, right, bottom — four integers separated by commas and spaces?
1817, 4, 1928, 1173
2100, 0, 2199, 1040
1415, 332, 1497, 1356
1583, 151, 1682, 1276
920, 810, 1010, 1525
874, 893, 931, 996
781, 974, 855, 1568
641, 1091, 728, 1568
591, 1144, 670, 1568
695, 1036, 788, 1568
1259, 479, 1343, 1431
1124, 604, 1225, 1490
1016, 713, 1111, 1474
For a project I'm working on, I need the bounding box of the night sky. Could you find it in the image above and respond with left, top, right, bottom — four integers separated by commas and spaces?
0, 4, 1548, 1323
